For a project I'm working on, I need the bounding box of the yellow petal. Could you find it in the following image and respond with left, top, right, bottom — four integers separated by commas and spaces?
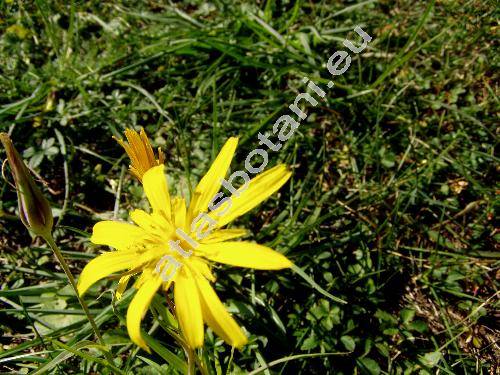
211, 164, 291, 227
132, 271, 149, 289
198, 241, 292, 270
129, 209, 155, 230
172, 197, 187, 231
201, 229, 247, 244
190, 257, 215, 283
116, 274, 131, 300
195, 274, 247, 348
126, 275, 162, 352
188, 137, 238, 222
90, 221, 145, 250
143, 165, 172, 222
115, 136, 140, 172
130, 209, 173, 237
174, 268, 204, 348
138, 128, 156, 167
77, 251, 137, 296
124, 128, 150, 175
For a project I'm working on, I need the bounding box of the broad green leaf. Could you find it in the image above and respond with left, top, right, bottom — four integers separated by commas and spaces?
421, 351, 442, 368
340, 335, 356, 351
358, 357, 381, 375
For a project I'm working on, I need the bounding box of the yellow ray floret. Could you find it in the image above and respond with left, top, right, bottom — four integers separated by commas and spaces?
114, 128, 165, 181
77, 135, 293, 351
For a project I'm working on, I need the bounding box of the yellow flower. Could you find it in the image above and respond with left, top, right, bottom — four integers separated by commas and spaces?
77, 137, 292, 351
114, 128, 165, 181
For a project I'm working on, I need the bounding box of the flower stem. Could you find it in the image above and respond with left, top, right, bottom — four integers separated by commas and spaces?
195, 348, 210, 375
170, 331, 209, 375
185, 346, 196, 375
42, 233, 116, 371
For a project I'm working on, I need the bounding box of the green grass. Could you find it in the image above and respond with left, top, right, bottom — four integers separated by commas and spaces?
0, 0, 498, 374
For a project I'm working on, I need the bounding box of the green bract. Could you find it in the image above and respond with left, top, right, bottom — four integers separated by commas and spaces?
0, 133, 53, 237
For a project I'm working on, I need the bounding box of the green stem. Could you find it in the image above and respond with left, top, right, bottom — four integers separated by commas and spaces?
185, 346, 196, 375
42, 233, 116, 371
171, 331, 208, 375
196, 348, 211, 375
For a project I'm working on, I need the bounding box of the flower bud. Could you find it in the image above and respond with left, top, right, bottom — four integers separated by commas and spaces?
114, 128, 165, 182
0, 133, 53, 237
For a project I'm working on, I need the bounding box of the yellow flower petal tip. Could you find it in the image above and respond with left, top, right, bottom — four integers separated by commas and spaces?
232, 337, 248, 349
142, 165, 172, 221
199, 242, 292, 270
126, 276, 162, 352
90, 220, 145, 250
114, 127, 165, 181
79, 135, 294, 350
175, 270, 205, 348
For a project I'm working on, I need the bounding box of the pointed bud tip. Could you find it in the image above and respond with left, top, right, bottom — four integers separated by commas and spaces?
1, 133, 53, 237
0, 132, 11, 146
